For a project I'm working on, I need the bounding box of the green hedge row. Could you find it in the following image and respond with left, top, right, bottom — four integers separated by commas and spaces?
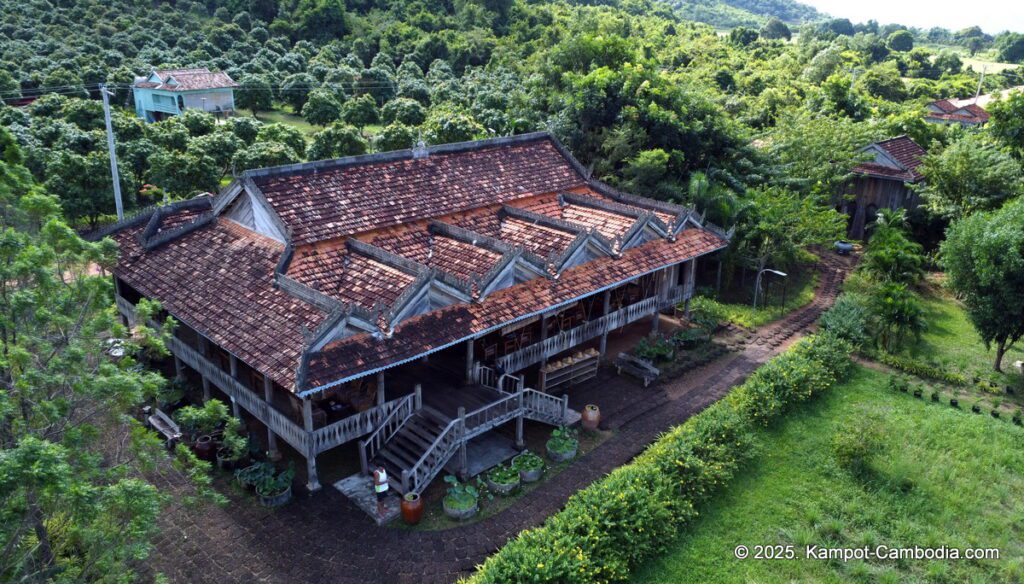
465, 333, 854, 584
871, 351, 967, 386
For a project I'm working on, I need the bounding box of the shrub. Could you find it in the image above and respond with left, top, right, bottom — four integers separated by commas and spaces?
633, 336, 674, 361
873, 352, 967, 385
832, 410, 886, 478
819, 294, 869, 348
465, 333, 853, 583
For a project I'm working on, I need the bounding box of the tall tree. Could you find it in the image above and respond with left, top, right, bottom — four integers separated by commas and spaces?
940, 198, 1024, 371
0, 127, 174, 581
916, 134, 1022, 219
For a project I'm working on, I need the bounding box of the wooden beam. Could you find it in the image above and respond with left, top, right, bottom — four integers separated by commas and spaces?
263, 376, 280, 460
174, 356, 185, 381
599, 290, 611, 357
457, 407, 467, 478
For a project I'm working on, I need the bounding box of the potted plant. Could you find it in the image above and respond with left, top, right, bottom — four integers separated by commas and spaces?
512, 451, 544, 483
581, 404, 601, 431
256, 463, 295, 508
1013, 409, 1022, 426
235, 461, 273, 491
912, 384, 923, 399
216, 419, 249, 470
485, 464, 521, 496
930, 388, 940, 402
401, 492, 424, 525
546, 427, 578, 463
950, 389, 960, 408
971, 399, 982, 414
174, 400, 229, 461
442, 475, 479, 520
991, 398, 1002, 418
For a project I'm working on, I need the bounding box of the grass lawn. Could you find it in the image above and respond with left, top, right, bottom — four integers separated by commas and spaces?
247, 107, 319, 137
905, 284, 1024, 388
633, 365, 1024, 584
702, 266, 818, 329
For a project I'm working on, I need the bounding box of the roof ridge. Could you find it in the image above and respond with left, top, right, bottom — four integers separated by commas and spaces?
241, 132, 571, 181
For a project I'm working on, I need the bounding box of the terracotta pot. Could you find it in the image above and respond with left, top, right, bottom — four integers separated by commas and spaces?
192, 435, 215, 461
581, 404, 601, 431
401, 494, 424, 525
443, 497, 478, 521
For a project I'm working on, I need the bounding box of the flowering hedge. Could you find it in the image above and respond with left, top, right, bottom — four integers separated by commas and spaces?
465, 333, 853, 584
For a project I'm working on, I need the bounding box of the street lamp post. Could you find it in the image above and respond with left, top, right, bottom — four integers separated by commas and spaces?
752, 268, 787, 311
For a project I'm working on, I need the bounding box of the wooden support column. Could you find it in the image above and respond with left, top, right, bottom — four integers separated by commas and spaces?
464, 339, 475, 384
651, 271, 662, 334
173, 355, 185, 381
515, 387, 525, 449
414, 384, 423, 411
376, 372, 385, 406
228, 355, 240, 418
201, 376, 211, 401
457, 407, 468, 479
715, 255, 723, 296
598, 289, 612, 358
198, 336, 209, 358
539, 312, 550, 368
263, 376, 280, 461
302, 399, 321, 492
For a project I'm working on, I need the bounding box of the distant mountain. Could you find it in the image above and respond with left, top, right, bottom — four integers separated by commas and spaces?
673, 0, 822, 28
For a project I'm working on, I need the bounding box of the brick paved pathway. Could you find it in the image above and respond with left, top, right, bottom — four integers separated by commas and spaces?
148, 252, 854, 584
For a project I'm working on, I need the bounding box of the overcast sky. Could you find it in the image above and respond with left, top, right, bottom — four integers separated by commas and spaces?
798, 0, 1024, 34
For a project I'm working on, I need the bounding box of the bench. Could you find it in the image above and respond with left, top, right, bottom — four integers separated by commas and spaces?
146, 407, 182, 449
614, 353, 661, 387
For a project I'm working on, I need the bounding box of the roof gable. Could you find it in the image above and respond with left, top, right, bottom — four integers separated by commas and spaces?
239, 133, 588, 245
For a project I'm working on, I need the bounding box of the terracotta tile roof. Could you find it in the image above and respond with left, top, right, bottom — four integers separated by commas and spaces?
854, 135, 926, 183
453, 208, 577, 259
925, 101, 989, 125
248, 134, 587, 245
288, 242, 418, 309
513, 194, 636, 241
364, 224, 503, 282
134, 68, 238, 91
304, 228, 727, 389
113, 216, 326, 389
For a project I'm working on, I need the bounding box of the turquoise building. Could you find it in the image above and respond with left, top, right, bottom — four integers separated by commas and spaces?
133, 68, 238, 122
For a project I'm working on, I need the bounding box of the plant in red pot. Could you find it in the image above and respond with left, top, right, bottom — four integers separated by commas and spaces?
401, 492, 424, 525
174, 399, 230, 462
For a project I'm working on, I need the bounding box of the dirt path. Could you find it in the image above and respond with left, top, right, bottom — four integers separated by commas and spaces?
147, 251, 856, 584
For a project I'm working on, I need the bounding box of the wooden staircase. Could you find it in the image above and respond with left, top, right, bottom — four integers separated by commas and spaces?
359, 381, 579, 495
372, 407, 450, 492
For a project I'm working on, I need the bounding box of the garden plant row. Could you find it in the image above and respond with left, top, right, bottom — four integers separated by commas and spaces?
463, 331, 855, 583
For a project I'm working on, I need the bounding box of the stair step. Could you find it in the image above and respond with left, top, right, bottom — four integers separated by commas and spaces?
378, 447, 416, 469
396, 425, 435, 451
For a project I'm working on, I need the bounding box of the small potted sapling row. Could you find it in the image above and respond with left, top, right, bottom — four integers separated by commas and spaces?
546, 427, 578, 463
442, 475, 479, 521
512, 450, 544, 483
485, 464, 521, 496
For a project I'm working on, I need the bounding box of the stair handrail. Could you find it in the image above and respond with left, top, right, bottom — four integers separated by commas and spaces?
358, 387, 419, 475
401, 415, 462, 494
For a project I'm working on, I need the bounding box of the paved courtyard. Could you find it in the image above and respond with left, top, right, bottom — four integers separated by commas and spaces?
146, 252, 854, 584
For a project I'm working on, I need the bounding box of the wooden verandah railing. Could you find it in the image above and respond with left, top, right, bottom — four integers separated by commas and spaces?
117, 295, 412, 459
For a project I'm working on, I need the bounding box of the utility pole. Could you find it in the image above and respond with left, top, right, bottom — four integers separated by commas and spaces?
974, 65, 987, 103
100, 84, 124, 221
